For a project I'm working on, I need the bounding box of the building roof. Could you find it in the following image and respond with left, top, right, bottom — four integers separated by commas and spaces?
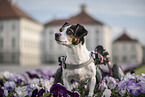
114, 32, 138, 42
45, 5, 104, 26
0, 0, 37, 23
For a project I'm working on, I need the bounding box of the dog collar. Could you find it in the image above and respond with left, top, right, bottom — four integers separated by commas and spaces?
65, 57, 94, 70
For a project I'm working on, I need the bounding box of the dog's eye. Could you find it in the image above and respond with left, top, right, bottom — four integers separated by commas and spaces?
66, 29, 73, 35
66, 30, 72, 35
66, 30, 73, 35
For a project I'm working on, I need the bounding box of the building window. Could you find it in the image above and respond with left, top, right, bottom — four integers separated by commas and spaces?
12, 53, 16, 63
50, 30, 53, 35
49, 39, 53, 50
0, 24, 3, 32
113, 45, 118, 52
122, 56, 127, 62
0, 54, 3, 63
12, 38, 15, 48
49, 30, 53, 50
12, 23, 15, 31
96, 30, 99, 44
131, 55, 136, 59
122, 43, 126, 50
132, 43, 136, 50
113, 56, 118, 63
0, 38, 3, 48
24, 40, 28, 48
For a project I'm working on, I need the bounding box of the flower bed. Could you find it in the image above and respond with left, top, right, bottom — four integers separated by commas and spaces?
0, 69, 145, 97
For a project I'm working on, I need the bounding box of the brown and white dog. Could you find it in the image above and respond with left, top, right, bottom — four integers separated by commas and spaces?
55, 22, 96, 96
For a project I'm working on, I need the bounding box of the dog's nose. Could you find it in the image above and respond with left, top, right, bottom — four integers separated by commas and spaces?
55, 33, 61, 41
55, 33, 61, 37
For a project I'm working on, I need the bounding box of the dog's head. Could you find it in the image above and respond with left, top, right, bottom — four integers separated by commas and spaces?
55, 22, 88, 46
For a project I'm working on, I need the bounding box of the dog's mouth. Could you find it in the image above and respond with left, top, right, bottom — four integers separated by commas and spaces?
55, 39, 67, 44
55, 33, 68, 45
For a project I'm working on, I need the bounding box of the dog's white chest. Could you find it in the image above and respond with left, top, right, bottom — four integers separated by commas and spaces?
63, 63, 96, 84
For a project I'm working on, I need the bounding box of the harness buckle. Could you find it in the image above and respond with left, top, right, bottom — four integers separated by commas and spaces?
58, 56, 67, 69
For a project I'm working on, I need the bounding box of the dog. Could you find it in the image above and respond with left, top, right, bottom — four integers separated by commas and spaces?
55, 22, 96, 96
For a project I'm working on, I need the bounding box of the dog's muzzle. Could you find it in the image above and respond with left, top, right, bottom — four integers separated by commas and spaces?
55, 33, 61, 41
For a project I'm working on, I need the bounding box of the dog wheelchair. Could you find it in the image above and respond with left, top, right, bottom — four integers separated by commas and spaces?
91, 45, 124, 83
54, 45, 124, 84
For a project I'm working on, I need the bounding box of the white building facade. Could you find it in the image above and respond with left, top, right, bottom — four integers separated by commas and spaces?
43, 5, 112, 63
112, 32, 143, 65
0, 1, 112, 65
0, 0, 43, 65
19, 18, 43, 65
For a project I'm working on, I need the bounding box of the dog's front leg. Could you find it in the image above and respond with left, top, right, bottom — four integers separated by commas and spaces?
88, 76, 96, 97
63, 77, 71, 91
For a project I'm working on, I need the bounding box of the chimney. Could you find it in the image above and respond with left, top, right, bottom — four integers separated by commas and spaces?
81, 4, 88, 13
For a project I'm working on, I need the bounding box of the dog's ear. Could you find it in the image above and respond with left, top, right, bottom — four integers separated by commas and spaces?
74, 24, 88, 38
63, 22, 70, 27
60, 22, 70, 32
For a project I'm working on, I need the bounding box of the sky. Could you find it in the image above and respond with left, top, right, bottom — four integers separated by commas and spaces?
14, 0, 145, 45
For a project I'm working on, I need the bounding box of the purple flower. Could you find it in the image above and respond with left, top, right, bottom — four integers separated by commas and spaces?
41, 79, 52, 91
7, 76, 15, 81
38, 89, 45, 97
123, 73, 136, 81
136, 75, 142, 81
139, 81, 145, 93
29, 78, 40, 86
0, 88, 4, 97
16, 79, 23, 85
142, 73, 145, 77
72, 82, 78, 89
4, 81, 16, 89
0, 79, 4, 87
127, 79, 141, 96
126, 79, 136, 86
103, 76, 109, 81
107, 77, 116, 89
119, 88, 127, 96
1, 87, 8, 96
32, 88, 38, 97
26, 72, 39, 79
48, 83, 68, 97
21, 72, 30, 81
26, 85, 36, 96
15, 74, 25, 83
1, 71, 14, 79
31, 88, 45, 97
116, 80, 127, 96
67, 90, 80, 97
35, 68, 53, 79
15, 86, 28, 97
139, 74, 145, 82
98, 80, 108, 91
48, 83, 79, 97
102, 89, 112, 97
